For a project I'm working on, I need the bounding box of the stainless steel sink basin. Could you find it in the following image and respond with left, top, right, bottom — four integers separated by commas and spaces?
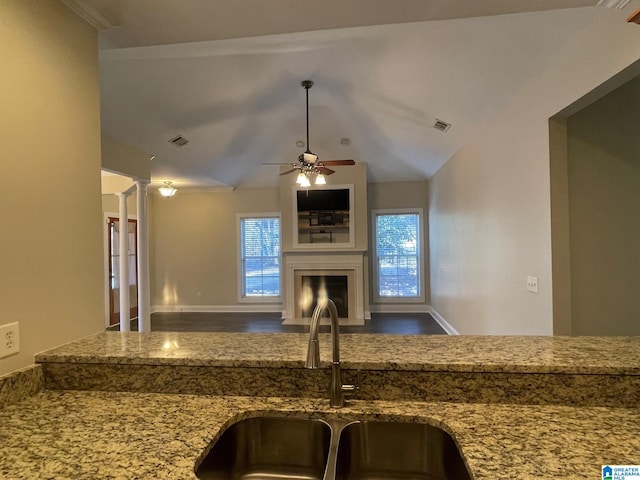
334, 421, 471, 480
195, 417, 332, 480
195, 417, 470, 480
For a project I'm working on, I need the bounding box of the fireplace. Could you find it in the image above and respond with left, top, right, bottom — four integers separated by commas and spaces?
283, 253, 365, 325
296, 273, 351, 318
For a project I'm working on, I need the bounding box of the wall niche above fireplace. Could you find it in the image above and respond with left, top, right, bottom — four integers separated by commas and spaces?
293, 184, 355, 249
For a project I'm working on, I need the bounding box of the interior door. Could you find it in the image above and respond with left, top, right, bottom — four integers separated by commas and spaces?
107, 217, 138, 326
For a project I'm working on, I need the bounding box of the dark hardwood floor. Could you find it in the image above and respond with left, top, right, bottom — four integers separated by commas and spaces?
110, 312, 446, 335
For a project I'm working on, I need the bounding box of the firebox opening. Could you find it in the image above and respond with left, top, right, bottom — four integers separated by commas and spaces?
300, 275, 349, 318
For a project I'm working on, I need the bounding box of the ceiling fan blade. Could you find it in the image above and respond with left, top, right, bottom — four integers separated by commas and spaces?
279, 167, 299, 176
319, 159, 355, 166
316, 166, 335, 175
262, 162, 296, 165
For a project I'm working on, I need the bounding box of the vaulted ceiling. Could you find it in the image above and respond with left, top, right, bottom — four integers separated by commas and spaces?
91, 0, 599, 188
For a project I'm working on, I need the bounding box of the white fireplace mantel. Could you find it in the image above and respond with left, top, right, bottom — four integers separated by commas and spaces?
283, 251, 365, 324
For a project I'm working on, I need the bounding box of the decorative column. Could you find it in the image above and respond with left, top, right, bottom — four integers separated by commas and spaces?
136, 180, 151, 332
116, 189, 133, 332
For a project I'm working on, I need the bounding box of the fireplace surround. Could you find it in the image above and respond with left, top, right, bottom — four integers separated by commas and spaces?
282, 252, 365, 325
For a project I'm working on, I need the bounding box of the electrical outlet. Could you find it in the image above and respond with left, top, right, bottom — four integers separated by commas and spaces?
0, 322, 20, 358
527, 276, 539, 294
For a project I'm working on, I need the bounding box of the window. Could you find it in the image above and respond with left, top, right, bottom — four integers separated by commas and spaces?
239, 215, 281, 299
373, 209, 423, 300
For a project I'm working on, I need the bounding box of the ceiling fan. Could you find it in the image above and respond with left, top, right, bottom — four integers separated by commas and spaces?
264, 80, 355, 186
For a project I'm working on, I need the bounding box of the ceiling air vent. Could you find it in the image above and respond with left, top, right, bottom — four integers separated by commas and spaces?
168, 134, 189, 147
433, 119, 451, 133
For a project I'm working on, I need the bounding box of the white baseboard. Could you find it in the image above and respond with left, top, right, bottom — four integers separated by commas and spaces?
369, 303, 430, 313
150, 304, 451, 333
151, 304, 283, 314
428, 307, 459, 335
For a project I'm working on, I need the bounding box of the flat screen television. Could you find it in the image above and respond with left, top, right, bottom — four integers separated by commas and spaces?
294, 185, 354, 247
296, 189, 350, 212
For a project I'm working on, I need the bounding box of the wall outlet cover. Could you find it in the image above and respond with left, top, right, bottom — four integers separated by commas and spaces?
0, 322, 20, 358
527, 276, 539, 294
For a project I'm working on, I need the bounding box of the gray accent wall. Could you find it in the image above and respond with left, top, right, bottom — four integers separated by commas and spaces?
565, 76, 640, 335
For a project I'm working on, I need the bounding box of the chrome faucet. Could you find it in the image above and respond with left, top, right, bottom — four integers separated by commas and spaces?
306, 298, 357, 407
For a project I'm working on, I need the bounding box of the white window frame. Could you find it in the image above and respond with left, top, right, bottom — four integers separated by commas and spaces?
237, 212, 282, 303
371, 208, 425, 303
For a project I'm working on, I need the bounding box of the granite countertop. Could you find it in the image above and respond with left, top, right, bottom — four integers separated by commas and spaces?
36, 331, 640, 375
1, 390, 639, 480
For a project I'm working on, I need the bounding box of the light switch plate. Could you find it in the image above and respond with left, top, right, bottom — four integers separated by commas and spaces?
527, 276, 539, 294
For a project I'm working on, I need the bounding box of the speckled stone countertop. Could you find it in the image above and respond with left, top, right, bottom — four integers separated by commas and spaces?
36, 331, 640, 375
1, 390, 639, 480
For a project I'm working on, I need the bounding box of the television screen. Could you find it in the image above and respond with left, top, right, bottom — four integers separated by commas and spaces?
296, 189, 350, 212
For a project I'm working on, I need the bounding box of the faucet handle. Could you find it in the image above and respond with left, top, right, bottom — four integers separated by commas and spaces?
341, 383, 358, 395
341, 370, 360, 396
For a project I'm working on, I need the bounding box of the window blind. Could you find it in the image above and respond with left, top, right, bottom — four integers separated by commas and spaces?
240, 217, 281, 297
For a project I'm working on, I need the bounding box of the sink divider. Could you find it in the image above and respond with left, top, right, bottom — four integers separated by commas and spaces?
322, 418, 356, 480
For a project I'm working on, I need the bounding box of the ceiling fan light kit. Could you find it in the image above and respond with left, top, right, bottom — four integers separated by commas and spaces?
263, 80, 355, 186
296, 172, 311, 187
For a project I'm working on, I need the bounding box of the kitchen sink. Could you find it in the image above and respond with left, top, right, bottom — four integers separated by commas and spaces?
195, 416, 332, 480
335, 421, 471, 480
195, 417, 470, 480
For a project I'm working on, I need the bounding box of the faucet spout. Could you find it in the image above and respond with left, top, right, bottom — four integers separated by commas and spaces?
305, 298, 356, 407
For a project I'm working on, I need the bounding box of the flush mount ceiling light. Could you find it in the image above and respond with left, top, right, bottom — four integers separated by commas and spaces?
158, 181, 177, 197
262, 80, 355, 186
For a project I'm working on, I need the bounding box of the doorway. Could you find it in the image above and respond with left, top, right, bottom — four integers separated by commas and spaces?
107, 217, 138, 327
550, 68, 640, 335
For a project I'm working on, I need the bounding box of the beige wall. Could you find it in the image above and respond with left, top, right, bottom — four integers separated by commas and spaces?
150, 177, 429, 310
150, 188, 280, 307
565, 77, 640, 335
0, 0, 104, 375
368, 181, 430, 306
429, 10, 640, 335
102, 194, 138, 217
101, 174, 136, 195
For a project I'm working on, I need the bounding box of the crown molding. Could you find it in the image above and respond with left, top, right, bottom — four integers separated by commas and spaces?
60, 0, 118, 31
